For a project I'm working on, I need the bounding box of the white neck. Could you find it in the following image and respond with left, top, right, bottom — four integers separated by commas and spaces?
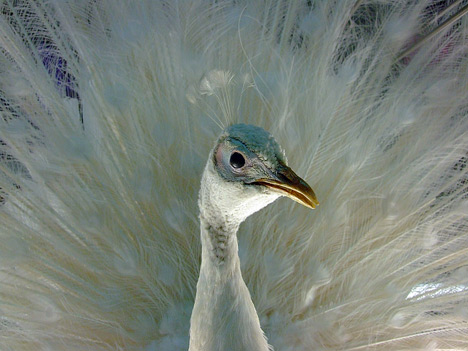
189, 170, 271, 351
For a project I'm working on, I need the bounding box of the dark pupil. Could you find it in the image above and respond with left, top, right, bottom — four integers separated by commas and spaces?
230, 152, 245, 169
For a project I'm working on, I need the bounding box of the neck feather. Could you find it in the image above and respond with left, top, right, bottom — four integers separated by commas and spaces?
199, 212, 240, 266
189, 183, 270, 351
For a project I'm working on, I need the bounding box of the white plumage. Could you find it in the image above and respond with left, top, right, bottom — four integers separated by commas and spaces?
191, 123, 317, 350
0, 1, 468, 350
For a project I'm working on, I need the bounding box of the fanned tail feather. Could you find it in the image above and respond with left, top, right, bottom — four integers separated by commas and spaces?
0, 1, 467, 350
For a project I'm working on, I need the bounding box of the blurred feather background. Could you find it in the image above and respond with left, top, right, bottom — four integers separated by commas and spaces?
0, 0, 468, 350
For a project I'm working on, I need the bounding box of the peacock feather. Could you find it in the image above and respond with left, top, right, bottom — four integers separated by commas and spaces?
0, 1, 467, 350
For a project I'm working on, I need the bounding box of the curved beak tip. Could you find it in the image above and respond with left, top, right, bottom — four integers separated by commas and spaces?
255, 164, 319, 210
293, 188, 319, 210
304, 193, 319, 210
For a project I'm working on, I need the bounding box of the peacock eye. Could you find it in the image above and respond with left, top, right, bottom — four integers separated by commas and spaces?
229, 152, 245, 169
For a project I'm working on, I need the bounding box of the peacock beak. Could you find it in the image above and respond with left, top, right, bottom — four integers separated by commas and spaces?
254, 163, 319, 209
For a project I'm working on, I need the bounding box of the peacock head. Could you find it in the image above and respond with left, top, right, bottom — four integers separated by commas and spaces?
199, 124, 318, 225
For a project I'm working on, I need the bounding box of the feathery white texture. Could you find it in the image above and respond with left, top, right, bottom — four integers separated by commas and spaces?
191, 154, 280, 350
0, 0, 467, 350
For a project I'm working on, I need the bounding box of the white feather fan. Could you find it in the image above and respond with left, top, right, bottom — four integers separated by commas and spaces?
0, 1, 467, 350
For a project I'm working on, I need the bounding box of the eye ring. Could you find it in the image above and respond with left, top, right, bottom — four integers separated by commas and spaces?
229, 151, 246, 169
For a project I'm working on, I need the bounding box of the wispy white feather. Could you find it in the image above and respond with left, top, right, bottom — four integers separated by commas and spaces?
0, 0, 467, 350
